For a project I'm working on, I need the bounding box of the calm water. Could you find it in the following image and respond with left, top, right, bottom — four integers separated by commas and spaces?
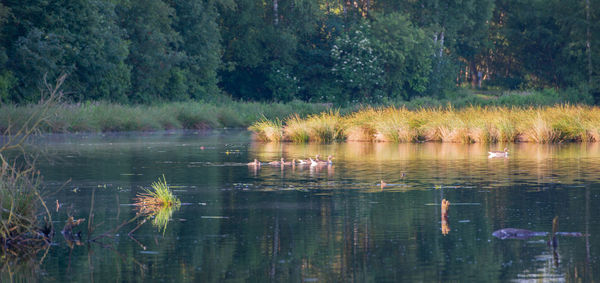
4, 130, 600, 282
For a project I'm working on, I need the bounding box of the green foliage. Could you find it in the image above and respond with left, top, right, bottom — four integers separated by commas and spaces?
120, 0, 183, 102
331, 23, 384, 104
0, 0, 598, 104
171, 0, 221, 100
265, 63, 300, 102
0, 70, 16, 103
370, 12, 433, 99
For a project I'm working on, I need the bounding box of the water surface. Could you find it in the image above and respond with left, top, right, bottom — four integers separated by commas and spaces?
6, 130, 600, 282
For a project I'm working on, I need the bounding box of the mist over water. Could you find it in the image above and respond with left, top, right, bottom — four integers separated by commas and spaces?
15, 130, 599, 282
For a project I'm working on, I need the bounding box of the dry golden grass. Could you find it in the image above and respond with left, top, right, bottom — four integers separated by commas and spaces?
248, 119, 283, 142
250, 105, 600, 143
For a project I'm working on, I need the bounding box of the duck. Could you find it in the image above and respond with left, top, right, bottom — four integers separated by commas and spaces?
488, 147, 509, 158
318, 155, 334, 165
269, 158, 285, 165
247, 159, 261, 166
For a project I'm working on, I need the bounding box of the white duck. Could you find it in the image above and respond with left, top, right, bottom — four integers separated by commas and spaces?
488, 147, 509, 158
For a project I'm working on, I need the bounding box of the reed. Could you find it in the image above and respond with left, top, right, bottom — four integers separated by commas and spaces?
248, 118, 284, 142
0, 74, 64, 258
345, 108, 379, 141
0, 164, 44, 245
304, 110, 345, 142
249, 104, 600, 143
284, 114, 311, 143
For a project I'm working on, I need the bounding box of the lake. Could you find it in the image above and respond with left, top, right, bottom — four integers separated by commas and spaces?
6, 130, 599, 282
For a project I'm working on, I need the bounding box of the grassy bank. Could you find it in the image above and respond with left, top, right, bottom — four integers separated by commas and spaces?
250, 105, 600, 143
0, 100, 335, 133
0, 87, 594, 134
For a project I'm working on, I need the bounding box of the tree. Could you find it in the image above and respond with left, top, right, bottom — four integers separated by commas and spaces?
170, 0, 222, 100
3, 0, 130, 102
331, 22, 384, 103
370, 12, 433, 100
119, 0, 183, 102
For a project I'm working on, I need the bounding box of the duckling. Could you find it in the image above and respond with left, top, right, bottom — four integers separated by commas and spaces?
318, 155, 334, 165
247, 159, 261, 166
488, 147, 509, 158
269, 158, 285, 165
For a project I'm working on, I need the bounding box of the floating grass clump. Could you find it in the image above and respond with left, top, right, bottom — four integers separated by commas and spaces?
133, 176, 181, 235
250, 105, 600, 143
134, 175, 181, 210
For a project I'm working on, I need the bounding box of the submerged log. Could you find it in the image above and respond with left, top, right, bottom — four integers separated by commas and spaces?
492, 228, 585, 240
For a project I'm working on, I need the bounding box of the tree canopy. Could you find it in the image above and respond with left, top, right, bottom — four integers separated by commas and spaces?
0, 0, 598, 104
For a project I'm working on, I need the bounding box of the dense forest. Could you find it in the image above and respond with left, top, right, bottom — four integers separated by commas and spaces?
0, 0, 598, 105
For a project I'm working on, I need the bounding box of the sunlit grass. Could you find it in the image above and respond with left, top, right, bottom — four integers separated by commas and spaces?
248, 118, 283, 142
304, 110, 345, 142
134, 175, 181, 234
135, 175, 180, 209
284, 115, 310, 143
250, 105, 600, 143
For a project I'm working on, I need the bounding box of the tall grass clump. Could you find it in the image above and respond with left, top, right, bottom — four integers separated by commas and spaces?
345, 108, 379, 141
133, 175, 181, 235
134, 175, 180, 209
0, 163, 48, 253
249, 104, 600, 143
304, 110, 345, 142
375, 107, 423, 142
248, 118, 284, 142
284, 115, 311, 143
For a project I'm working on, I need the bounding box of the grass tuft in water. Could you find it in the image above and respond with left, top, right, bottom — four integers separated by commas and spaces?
133, 175, 181, 234
135, 175, 181, 209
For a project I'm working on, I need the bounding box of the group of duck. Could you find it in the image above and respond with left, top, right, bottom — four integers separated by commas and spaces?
247, 148, 506, 168
247, 155, 334, 167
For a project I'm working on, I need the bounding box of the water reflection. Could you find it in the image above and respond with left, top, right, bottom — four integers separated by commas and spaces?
5, 131, 598, 282
441, 199, 450, 235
